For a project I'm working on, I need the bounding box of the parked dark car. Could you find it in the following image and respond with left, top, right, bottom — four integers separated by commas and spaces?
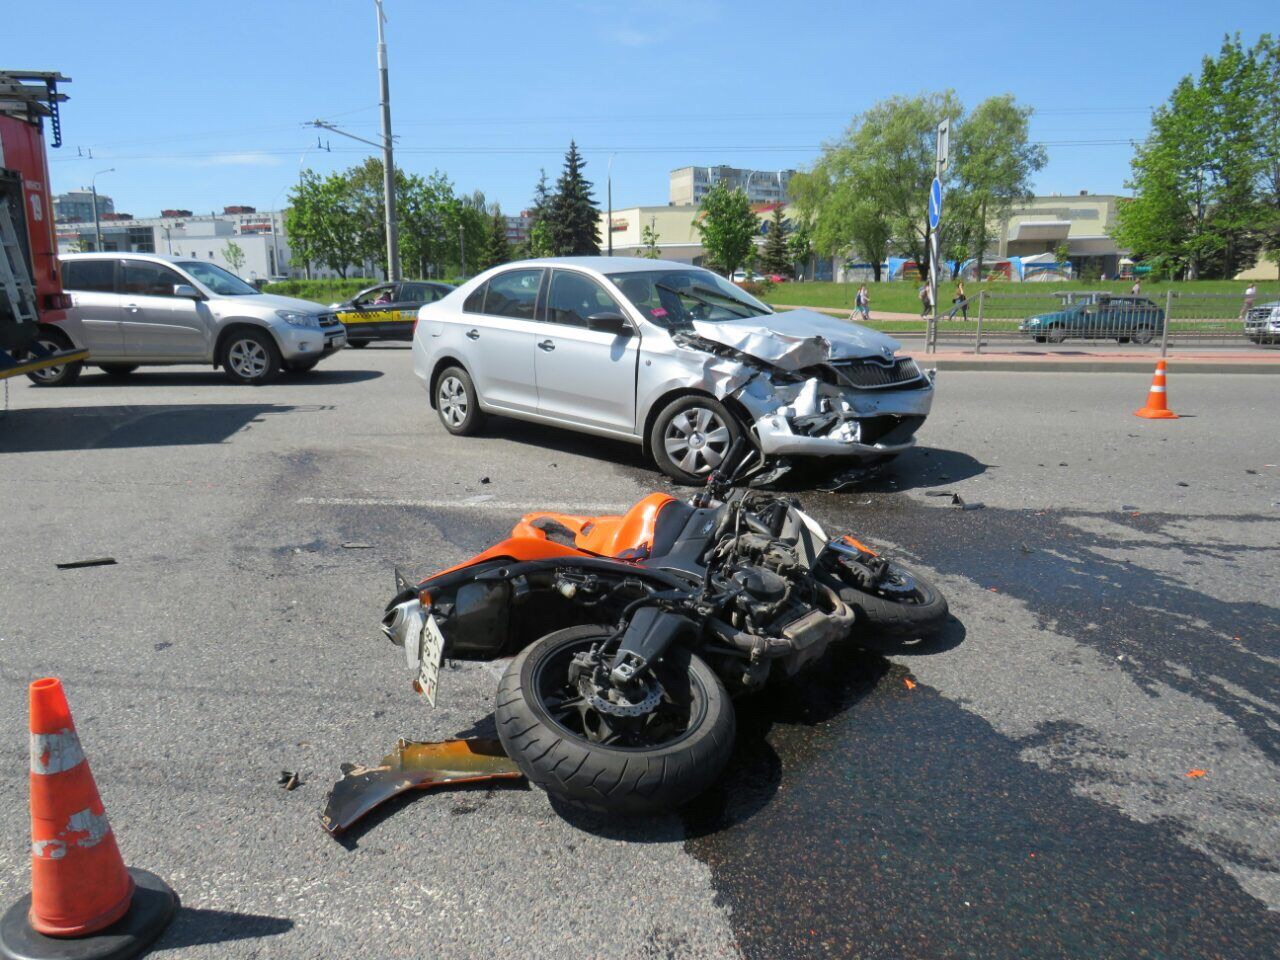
333, 280, 455, 346
1019, 294, 1166, 344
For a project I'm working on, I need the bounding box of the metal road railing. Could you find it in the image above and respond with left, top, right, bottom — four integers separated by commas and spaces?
920, 289, 1279, 355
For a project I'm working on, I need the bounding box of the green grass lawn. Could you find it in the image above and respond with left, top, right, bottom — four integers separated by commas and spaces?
765, 279, 1278, 320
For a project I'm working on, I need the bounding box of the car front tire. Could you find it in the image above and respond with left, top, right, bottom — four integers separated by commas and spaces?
222, 329, 281, 385
650, 395, 741, 485
435, 365, 485, 435
98, 363, 140, 377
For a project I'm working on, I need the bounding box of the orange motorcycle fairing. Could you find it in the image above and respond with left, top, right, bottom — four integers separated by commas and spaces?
514, 492, 678, 560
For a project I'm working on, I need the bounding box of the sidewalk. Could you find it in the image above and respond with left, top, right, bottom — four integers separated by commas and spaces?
922, 349, 1280, 374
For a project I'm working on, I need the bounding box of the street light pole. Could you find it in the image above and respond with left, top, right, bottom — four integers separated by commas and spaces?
607, 153, 616, 257
459, 223, 465, 276
375, 0, 400, 281
90, 167, 113, 251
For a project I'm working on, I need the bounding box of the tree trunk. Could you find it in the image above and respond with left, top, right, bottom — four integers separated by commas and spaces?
872, 262, 882, 282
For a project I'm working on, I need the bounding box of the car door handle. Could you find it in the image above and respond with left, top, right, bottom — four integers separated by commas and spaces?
538, 339, 555, 351
465, 328, 480, 340
124, 304, 141, 313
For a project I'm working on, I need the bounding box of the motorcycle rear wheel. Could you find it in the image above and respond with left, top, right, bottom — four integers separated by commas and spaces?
496, 625, 735, 814
834, 559, 949, 639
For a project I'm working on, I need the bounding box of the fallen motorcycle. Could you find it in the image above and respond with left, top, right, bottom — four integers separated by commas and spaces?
382, 450, 947, 814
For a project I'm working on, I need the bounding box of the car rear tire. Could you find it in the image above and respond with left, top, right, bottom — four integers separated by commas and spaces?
650, 395, 741, 486
496, 625, 735, 815
349, 340, 369, 349
435, 365, 485, 435
24, 329, 82, 387
222, 328, 281, 385
1132, 326, 1154, 345
98, 364, 140, 377
1045, 326, 1066, 344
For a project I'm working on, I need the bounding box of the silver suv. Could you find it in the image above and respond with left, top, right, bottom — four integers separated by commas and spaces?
29, 253, 347, 385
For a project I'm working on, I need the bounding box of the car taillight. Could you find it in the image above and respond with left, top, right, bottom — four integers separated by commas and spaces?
44, 293, 74, 310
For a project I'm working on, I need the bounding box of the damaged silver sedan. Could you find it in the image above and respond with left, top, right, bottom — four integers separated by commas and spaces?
413, 257, 934, 486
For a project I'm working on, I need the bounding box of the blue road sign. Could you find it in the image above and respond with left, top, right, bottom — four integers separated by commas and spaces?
928, 178, 942, 229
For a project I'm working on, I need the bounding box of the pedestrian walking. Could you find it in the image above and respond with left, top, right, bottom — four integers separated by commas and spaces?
1242, 282, 1258, 318
919, 283, 932, 318
853, 284, 870, 322
953, 280, 969, 321
1131, 278, 1142, 296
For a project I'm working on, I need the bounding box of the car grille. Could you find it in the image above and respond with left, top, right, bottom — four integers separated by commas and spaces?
827, 357, 924, 389
318, 313, 341, 327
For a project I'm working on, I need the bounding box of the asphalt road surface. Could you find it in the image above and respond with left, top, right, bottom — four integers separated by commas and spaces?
1, 351, 1277, 959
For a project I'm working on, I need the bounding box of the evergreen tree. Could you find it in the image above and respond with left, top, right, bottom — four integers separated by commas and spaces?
521, 169, 555, 258
548, 141, 601, 256
481, 204, 511, 270
760, 204, 791, 276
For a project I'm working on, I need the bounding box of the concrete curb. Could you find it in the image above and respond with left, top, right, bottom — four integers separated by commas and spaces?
923, 358, 1280, 374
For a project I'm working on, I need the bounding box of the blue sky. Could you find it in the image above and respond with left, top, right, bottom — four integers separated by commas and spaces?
10, 0, 1276, 217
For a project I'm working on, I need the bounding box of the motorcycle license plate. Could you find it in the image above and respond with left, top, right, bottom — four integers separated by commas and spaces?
416, 614, 446, 706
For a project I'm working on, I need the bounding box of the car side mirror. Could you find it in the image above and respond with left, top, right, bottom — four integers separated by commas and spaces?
173, 284, 202, 299
586, 311, 633, 335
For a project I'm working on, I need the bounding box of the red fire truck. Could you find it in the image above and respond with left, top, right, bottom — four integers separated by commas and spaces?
0, 71, 87, 382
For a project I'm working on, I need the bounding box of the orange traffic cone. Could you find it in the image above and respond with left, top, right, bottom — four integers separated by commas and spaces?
0, 678, 177, 960
1134, 360, 1179, 419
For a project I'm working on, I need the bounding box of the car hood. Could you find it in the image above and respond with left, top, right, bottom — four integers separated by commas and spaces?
228, 292, 330, 315
688, 309, 902, 370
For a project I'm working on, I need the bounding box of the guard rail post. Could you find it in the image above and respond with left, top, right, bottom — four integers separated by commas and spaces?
974, 290, 985, 355
1161, 289, 1173, 358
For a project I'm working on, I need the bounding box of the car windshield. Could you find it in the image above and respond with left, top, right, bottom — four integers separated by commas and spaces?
606, 269, 771, 328
176, 261, 258, 296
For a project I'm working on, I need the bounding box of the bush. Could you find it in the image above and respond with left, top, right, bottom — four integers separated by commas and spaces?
738, 279, 775, 298
263, 278, 377, 305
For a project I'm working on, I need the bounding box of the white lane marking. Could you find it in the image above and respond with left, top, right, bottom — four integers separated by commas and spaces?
296, 496, 634, 513
30, 729, 86, 775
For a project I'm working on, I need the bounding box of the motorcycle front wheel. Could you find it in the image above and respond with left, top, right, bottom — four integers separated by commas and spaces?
832, 559, 949, 640
495, 625, 734, 814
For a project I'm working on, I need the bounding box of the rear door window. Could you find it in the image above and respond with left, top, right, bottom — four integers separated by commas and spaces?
463, 282, 488, 313
482, 269, 543, 320
62, 259, 115, 293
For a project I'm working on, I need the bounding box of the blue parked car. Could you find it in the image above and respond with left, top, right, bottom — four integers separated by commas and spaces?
1019, 295, 1166, 344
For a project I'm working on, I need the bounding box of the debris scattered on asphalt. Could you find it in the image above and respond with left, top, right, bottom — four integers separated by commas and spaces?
154, 641, 172, 652
341, 542, 374, 550
1176, 482, 1189, 487
1185, 769, 1207, 779
320, 738, 523, 836
279, 770, 302, 791
55, 557, 117, 569
1058, 462, 1069, 467
904, 677, 917, 690
1019, 543, 1033, 554
1246, 469, 1258, 475
480, 476, 491, 484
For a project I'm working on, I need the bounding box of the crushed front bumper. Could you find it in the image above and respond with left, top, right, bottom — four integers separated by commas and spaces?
738, 368, 935, 460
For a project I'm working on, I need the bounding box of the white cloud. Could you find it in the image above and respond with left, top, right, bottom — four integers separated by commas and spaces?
606, 26, 655, 47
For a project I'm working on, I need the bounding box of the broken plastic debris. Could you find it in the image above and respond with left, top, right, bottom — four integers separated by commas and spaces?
320, 738, 523, 835
279, 770, 301, 791
56, 557, 117, 569
904, 677, 917, 690
341, 542, 374, 550
1185, 769, 1207, 779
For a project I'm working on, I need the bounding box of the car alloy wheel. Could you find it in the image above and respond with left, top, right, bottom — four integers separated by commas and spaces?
663, 405, 732, 476
28, 338, 66, 383
228, 338, 269, 380
438, 375, 468, 428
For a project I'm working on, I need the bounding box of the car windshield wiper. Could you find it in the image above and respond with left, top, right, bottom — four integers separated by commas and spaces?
655, 282, 755, 319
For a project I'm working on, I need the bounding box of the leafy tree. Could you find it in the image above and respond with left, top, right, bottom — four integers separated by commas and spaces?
548, 141, 601, 256
286, 170, 361, 278
759, 204, 791, 276
786, 219, 814, 280
222, 240, 246, 275
696, 182, 758, 276
481, 204, 511, 270
951, 95, 1046, 281
1114, 34, 1277, 278
791, 161, 890, 281
640, 222, 662, 259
